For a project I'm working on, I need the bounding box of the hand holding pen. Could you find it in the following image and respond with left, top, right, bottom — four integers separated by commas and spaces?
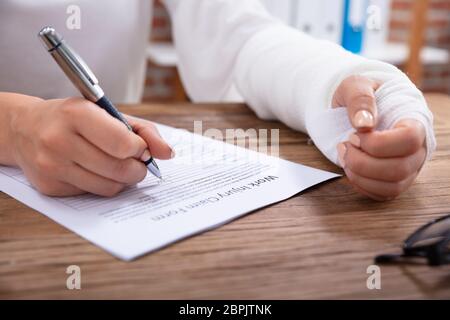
38, 27, 164, 179
1, 28, 173, 197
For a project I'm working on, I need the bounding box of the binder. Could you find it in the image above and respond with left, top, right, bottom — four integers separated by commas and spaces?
260, 0, 293, 25
262, 0, 392, 55
295, 0, 345, 44
341, 0, 368, 53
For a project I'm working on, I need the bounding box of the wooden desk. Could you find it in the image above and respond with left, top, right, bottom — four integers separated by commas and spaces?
1, 94, 449, 299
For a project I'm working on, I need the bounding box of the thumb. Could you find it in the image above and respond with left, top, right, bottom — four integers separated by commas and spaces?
332, 75, 380, 132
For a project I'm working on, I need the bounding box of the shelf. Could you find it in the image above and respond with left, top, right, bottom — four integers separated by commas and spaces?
361, 42, 449, 65
147, 42, 449, 68
146, 42, 178, 67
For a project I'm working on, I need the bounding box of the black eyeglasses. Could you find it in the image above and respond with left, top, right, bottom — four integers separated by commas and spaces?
375, 214, 450, 266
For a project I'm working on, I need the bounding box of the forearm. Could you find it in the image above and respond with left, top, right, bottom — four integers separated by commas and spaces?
0, 92, 43, 166
161, 0, 436, 166
233, 25, 436, 165
162, 0, 277, 101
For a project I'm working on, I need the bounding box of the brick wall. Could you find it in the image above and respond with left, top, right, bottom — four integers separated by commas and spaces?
390, 0, 450, 93
143, 0, 450, 101
142, 0, 175, 102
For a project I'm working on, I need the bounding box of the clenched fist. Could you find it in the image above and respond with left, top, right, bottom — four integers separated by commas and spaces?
333, 75, 427, 201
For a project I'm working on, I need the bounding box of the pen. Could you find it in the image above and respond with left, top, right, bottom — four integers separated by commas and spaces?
38, 26, 162, 179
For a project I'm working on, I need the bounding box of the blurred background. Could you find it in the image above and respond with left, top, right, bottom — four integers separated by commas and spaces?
143, 0, 450, 102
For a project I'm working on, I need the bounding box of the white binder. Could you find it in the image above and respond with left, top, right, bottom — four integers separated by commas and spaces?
260, 0, 293, 25
294, 0, 345, 44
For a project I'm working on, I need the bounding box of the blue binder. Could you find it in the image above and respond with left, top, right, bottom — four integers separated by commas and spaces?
341, 0, 368, 53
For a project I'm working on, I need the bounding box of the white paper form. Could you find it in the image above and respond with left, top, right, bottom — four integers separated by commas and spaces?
0, 124, 339, 260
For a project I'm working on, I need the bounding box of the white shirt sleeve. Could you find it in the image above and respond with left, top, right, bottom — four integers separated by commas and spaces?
162, 0, 436, 166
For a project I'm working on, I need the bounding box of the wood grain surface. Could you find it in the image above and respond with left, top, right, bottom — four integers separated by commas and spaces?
0, 94, 449, 299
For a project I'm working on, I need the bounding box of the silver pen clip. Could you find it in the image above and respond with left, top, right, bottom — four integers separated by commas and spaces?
64, 46, 99, 86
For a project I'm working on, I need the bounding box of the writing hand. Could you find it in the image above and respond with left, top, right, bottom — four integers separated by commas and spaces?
10, 97, 172, 197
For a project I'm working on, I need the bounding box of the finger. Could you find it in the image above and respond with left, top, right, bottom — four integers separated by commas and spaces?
341, 142, 426, 182
349, 119, 426, 158
37, 181, 86, 197
24, 167, 85, 197
66, 134, 147, 184
333, 75, 379, 132
344, 166, 418, 200
126, 115, 174, 160
16, 148, 85, 197
61, 163, 126, 197
348, 182, 387, 202
39, 181, 85, 197
65, 98, 147, 160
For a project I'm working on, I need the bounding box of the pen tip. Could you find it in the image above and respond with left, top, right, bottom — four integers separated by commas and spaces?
143, 157, 162, 179
146, 162, 162, 179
